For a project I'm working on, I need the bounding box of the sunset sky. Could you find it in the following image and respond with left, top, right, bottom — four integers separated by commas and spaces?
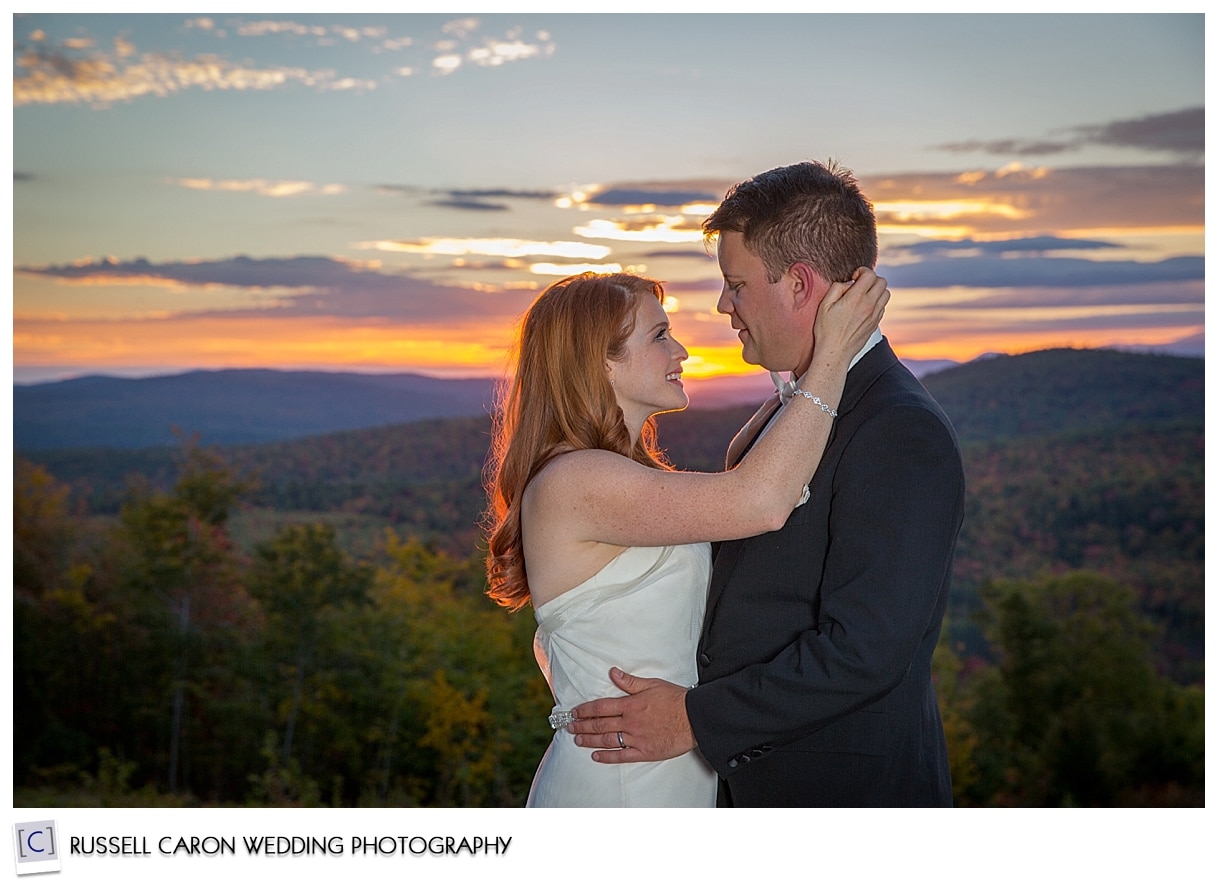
9, 13, 1205, 386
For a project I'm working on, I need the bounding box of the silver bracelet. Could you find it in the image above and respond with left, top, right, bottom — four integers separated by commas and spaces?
790, 389, 838, 418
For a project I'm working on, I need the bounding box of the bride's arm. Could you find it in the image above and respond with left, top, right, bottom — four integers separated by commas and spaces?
527, 269, 888, 548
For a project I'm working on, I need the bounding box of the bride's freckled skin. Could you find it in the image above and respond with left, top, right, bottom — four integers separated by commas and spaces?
606, 296, 690, 442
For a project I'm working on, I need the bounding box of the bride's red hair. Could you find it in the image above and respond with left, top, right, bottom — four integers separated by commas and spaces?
484, 272, 672, 611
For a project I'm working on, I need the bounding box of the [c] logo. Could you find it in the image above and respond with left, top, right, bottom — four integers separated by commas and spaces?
12, 820, 61, 876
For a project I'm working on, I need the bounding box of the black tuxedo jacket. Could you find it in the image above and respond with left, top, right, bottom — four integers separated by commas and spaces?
685, 339, 965, 806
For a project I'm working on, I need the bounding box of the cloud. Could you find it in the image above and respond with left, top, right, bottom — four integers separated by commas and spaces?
18, 254, 363, 289
1073, 106, 1204, 155
173, 178, 347, 198
934, 107, 1204, 158
429, 22, 555, 75
14, 18, 557, 108
421, 188, 561, 212
911, 280, 1203, 311
641, 248, 716, 261
865, 164, 1203, 234
375, 184, 425, 197
442, 18, 481, 40
359, 238, 611, 260
233, 20, 331, 39
934, 138, 1079, 158
425, 198, 510, 212
446, 188, 559, 201
882, 255, 1203, 290
14, 254, 537, 324
530, 262, 623, 276
576, 187, 720, 208
191, 17, 408, 50
574, 216, 705, 244
12, 38, 359, 106
891, 236, 1122, 257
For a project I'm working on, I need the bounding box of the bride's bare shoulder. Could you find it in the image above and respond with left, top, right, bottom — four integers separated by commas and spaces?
529, 448, 627, 493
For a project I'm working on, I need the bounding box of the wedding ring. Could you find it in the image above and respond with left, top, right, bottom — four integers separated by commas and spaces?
617, 731, 625, 749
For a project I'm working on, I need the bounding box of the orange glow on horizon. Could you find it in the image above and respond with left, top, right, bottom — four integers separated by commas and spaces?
13, 315, 1202, 381
13, 315, 520, 377
887, 327, 1201, 364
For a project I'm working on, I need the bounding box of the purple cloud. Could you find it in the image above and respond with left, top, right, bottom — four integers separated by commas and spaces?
586, 187, 719, 207
934, 107, 1203, 158
16, 254, 536, 323
425, 198, 511, 211
892, 236, 1121, 257
908, 280, 1203, 310
1074, 107, 1203, 154
882, 255, 1202, 290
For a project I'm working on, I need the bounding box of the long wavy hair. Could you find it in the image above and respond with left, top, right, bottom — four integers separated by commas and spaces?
484, 272, 673, 611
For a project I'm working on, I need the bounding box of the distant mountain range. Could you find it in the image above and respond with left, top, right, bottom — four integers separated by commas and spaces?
13, 370, 497, 450
11, 349, 1199, 451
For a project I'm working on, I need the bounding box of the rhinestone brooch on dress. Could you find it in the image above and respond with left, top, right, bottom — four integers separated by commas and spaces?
548, 709, 576, 730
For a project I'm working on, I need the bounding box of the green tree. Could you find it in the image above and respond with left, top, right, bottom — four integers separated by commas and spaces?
246, 523, 372, 770
13, 458, 98, 782
961, 571, 1203, 806
354, 535, 550, 806
112, 443, 256, 796
931, 629, 980, 801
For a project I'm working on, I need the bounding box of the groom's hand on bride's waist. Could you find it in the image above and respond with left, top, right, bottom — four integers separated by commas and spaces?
568, 667, 698, 764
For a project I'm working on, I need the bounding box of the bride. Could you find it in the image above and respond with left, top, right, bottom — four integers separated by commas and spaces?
484, 270, 886, 807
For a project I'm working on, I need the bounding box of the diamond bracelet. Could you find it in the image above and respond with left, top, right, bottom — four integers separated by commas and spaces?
790, 389, 839, 418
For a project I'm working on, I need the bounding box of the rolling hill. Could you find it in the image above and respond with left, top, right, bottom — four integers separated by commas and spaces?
13, 357, 959, 451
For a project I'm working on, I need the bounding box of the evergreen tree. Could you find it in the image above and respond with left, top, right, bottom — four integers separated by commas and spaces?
961, 572, 1203, 806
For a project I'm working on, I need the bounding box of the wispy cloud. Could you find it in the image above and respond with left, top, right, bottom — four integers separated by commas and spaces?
424, 198, 511, 212
172, 178, 347, 198
574, 216, 705, 244
935, 107, 1204, 159
430, 21, 554, 75
446, 188, 559, 200
892, 236, 1122, 257
421, 187, 561, 212
359, 238, 611, 260
13, 16, 553, 108
12, 40, 361, 107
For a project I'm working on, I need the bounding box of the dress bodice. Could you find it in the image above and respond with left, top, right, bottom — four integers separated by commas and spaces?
533, 543, 710, 710
527, 543, 716, 807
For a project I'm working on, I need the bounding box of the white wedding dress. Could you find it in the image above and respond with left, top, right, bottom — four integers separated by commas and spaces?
527, 543, 718, 807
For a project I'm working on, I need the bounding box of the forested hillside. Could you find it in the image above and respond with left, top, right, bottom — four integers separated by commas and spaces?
14, 348, 1204, 807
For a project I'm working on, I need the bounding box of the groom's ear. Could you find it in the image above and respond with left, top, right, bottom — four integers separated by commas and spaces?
788, 261, 830, 312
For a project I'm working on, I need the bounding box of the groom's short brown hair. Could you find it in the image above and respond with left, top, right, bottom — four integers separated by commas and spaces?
704, 160, 877, 284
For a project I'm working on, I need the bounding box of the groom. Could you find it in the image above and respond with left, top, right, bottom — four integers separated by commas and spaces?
568, 160, 966, 806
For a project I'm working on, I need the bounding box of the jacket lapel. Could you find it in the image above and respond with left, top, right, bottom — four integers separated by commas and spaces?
702, 339, 898, 639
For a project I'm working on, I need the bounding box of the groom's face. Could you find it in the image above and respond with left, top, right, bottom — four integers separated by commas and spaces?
715, 230, 804, 373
